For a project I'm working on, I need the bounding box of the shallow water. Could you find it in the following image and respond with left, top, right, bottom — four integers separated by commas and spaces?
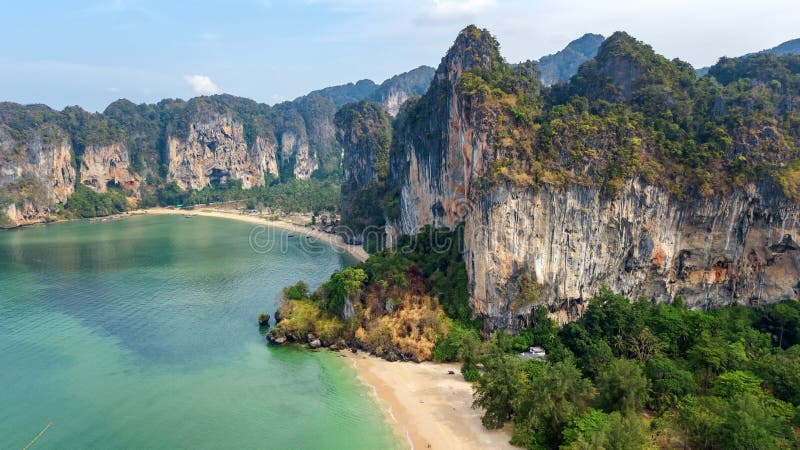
0, 215, 400, 449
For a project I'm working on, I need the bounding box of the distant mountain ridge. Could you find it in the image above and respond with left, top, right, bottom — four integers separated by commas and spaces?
535, 33, 605, 86
0, 65, 435, 227
697, 36, 800, 76
305, 65, 435, 115
746, 37, 800, 57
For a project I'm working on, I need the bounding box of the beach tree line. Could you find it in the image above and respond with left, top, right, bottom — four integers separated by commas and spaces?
445, 290, 800, 449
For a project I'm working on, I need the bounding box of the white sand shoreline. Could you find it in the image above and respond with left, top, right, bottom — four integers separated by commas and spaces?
141, 207, 369, 262
343, 351, 515, 450
145, 209, 513, 448
6, 210, 369, 263
15, 209, 510, 448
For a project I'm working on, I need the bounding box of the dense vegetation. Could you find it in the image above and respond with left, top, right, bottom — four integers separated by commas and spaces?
0, 92, 345, 220
62, 184, 129, 219
151, 177, 339, 213
449, 30, 800, 200
449, 290, 800, 448
335, 101, 393, 246
273, 208, 800, 447
271, 225, 476, 360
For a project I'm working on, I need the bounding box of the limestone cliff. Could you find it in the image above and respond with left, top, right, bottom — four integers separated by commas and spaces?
387, 26, 800, 329
389, 26, 518, 235
0, 124, 76, 226
80, 143, 139, 193
167, 112, 278, 190
468, 181, 800, 329
277, 129, 316, 181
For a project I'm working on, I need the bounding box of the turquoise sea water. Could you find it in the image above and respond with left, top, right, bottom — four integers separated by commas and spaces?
0, 215, 400, 449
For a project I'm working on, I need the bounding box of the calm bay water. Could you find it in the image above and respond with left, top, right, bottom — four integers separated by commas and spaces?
0, 215, 400, 449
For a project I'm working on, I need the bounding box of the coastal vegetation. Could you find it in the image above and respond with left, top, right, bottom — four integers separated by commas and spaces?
1, 93, 345, 224
455, 29, 800, 200
151, 177, 340, 213
62, 184, 129, 219
270, 212, 800, 449
335, 101, 393, 246
466, 291, 800, 449
273, 218, 800, 448
269, 225, 475, 361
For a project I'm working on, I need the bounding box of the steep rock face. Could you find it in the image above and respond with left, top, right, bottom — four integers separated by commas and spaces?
80, 143, 139, 193
0, 125, 76, 226
336, 101, 392, 242
255, 136, 279, 180
468, 181, 800, 329
388, 26, 800, 330
379, 91, 410, 117
389, 26, 501, 236
167, 113, 278, 190
290, 93, 339, 174
338, 102, 390, 193
19, 130, 75, 204
278, 129, 316, 180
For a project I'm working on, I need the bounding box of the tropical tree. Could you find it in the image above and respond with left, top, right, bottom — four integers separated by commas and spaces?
596, 358, 650, 413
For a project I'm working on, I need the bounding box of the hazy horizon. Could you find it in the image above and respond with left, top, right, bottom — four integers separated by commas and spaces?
2, 0, 798, 112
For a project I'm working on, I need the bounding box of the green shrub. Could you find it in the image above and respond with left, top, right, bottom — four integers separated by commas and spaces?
284, 281, 310, 300
63, 184, 129, 219
432, 323, 481, 362
461, 361, 480, 382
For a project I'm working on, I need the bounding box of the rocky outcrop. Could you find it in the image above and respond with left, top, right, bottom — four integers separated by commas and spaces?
278, 130, 316, 180
389, 26, 503, 236
18, 129, 75, 204
267, 328, 287, 345
80, 143, 139, 193
167, 113, 278, 190
387, 26, 800, 330
0, 125, 76, 226
1, 201, 47, 227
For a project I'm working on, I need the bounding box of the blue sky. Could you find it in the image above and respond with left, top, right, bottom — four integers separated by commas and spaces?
2, 0, 798, 112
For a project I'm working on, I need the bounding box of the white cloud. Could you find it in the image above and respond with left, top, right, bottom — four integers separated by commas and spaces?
183, 74, 221, 95
418, 0, 497, 24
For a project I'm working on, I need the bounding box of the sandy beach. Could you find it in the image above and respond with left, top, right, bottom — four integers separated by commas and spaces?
142, 207, 369, 262
344, 352, 515, 450
129, 209, 512, 448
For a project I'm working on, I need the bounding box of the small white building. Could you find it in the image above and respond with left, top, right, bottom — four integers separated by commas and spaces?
519, 346, 547, 361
